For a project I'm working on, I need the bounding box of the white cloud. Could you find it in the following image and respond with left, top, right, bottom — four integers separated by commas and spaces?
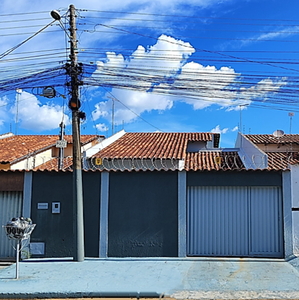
10, 91, 70, 131
240, 26, 299, 48
167, 62, 238, 109
92, 102, 109, 121
0, 1, 289, 134
94, 34, 194, 89
95, 123, 108, 132
92, 34, 192, 123
257, 27, 299, 41
91, 34, 252, 121
90, 33, 288, 124
92, 89, 173, 124
212, 125, 240, 134
235, 78, 287, 105
211, 125, 229, 134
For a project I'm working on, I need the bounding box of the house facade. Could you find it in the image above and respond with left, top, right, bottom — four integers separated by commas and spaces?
0, 133, 103, 259
0, 132, 103, 171
241, 132, 299, 257
0, 130, 296, 261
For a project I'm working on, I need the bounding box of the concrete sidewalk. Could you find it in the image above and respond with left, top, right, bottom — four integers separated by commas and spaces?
1, 257, 299, 299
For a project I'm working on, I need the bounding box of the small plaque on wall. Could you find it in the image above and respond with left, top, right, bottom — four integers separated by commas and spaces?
38, 203, 48, 210
30, 242, 45, 255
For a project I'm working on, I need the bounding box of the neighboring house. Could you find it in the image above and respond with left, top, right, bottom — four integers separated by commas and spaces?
0, 170, 24, 260
0, 133, 103, 171
244, 133, 299, 169
239, 132, 299, 256
0, 132, 103, 259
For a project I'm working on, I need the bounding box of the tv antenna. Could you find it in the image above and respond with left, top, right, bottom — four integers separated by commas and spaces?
289, 112, 294, 134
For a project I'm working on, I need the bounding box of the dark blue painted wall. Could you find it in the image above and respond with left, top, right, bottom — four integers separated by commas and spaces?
108, 171, 178, 257
30, 171, 101, 258
29, 169, 283, 259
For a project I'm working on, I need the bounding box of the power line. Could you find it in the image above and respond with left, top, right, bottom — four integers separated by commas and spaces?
80, 9, 299, 23
94, 23, 299, 73
2, 7, 299, 131
0, 19, 57, 60
0, 11, 56, 17
102, 87, 162, 132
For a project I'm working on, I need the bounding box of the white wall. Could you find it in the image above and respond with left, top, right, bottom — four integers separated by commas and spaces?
236, 132, 268, 169
291, 165, 299, 254
291, 165, 299, 208
11, 149, 52, 170
293, 212, 299, 255
86, 130, 126, 157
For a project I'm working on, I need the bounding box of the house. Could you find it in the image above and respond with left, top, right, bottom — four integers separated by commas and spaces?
240, 132, 299, 256
0, 132, 103, 171
244, 133, 299, 169
0, 132, 103, 259
86, 131, 284, 258
86, 130, 224, 171
0, 130, 295, 261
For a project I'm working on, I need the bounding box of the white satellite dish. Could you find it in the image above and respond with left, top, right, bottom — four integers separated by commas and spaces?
273, 129, 285, 138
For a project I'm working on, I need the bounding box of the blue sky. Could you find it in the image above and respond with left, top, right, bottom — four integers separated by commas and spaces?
1, 0, 299, 147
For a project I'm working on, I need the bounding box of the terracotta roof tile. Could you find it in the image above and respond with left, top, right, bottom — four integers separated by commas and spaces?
94, 132, 219, 159
0, 134, 100, 164
266, 152, 299, 170
185, 151, 244, 171
246, 134, 299, 145
33, 157, 73, 171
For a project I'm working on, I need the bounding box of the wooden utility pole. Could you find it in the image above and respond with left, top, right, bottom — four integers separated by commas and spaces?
69, 4, 85, 262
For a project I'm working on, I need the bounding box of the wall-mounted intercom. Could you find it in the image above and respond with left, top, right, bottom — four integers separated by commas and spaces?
52, 202, 60, 214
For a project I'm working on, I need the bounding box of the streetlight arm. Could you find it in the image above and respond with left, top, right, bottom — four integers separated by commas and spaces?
50, 9, 73, 41
0, 19, 56, 60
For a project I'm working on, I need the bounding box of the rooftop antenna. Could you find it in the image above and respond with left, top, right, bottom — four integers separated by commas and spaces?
15, 89, 22, 135
239, 104, 248, 132
107, 96, 115, 135
289, 112, 294, 134
239, 106, 242, 131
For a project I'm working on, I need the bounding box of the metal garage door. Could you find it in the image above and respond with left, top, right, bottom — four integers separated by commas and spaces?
0, 191, 23, 259
187, 186, 283, 258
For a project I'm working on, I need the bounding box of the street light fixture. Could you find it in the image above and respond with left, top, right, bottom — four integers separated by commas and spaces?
50, 10, 61, 21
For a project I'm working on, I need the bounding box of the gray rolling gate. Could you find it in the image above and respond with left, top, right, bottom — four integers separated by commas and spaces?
0, 191, 23, 259
187, 186, 283, 258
